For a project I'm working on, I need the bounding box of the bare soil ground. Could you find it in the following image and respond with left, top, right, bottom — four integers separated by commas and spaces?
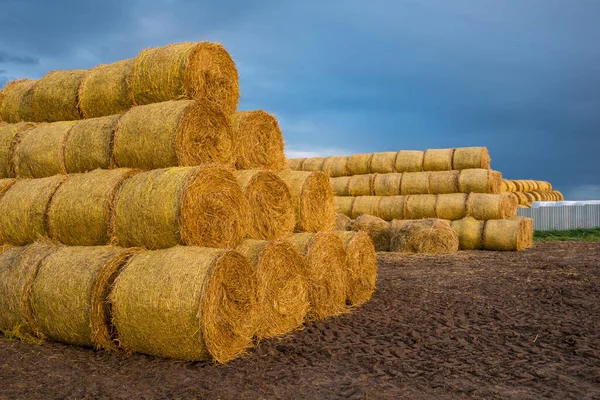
1, 242, 599, 400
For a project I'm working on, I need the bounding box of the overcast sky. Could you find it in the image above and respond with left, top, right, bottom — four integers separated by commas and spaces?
1, 0, 598, 199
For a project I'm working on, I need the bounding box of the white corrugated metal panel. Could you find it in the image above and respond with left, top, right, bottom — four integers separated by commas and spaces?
517, 204, 600, 231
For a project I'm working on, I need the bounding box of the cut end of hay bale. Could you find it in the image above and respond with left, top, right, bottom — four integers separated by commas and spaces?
423, 148, 455, 171
453, 147, 491, 170
32, 70, 86, 122
64, 115, 121, 173
484, 216, 533, 251
451, 217, 485, 250
390, 219, 459, 253
231, 110, 286, 170
335, 231, 377, 307
351, 214, 391, 252
0, 79, 36, 123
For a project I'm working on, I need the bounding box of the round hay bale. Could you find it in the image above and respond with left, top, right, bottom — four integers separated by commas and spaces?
335, 231, 377, 307
348, 174, 374, 196
287, 158, 305, 171
501, 180, 509, 192
347, 153, 373, 175
530, 191, 543, 201
436, 193, 468, 220
0, 79, 36, 122
395, 150, 423, 172
370, 152, 397, 174
237, 239, 308, 339
351, 214, 390, 252
467, 193, 517, 220
113, 100, 233, 170
458, 169, 502, 194
554, 190, 564, 200
31, 246, 139, 349
378, 196, 405, 221
301, 157, 326, 172
78, 59, 135, 118
130, 42, 239, 114
335, 196, 355, 216
13, 121, 77, 178
544, 181, 553, 191
0, 175, 67, 245
331, 176, 351, 196
405, 194, 437, 219
111, 246, 255, 362
0, 241, 59, 338
63, 114, 120, 173
322, 156, 349, 177
390, 219, 459, 253
484, 216, 533, 251
276, 171, 335, 233
32, 70, 86, 122
283, 233, 347, 320
423, 148, 455, 171
351, 196, 380, 219
453, 147, 491, 170
47, 169, 138, 246
233, 170, 295, 240
336, 213, 353, 231
0, 122, 36, 178
373, 173, 403, 196
523, 192, 536, 203
511, 180, 523, 192
516, 192, 529, 205
451, 217, 484, 250
400, 171, 431, 195
429, 170, 460, 194
113, 166, 249, 249
231, 110, 285, 170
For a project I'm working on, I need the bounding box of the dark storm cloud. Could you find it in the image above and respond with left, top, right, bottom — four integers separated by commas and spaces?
0, 52, 39, 65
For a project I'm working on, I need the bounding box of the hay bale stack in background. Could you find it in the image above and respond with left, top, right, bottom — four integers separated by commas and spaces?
233, 170, 295, 240
373, 173, 403, 196
331, 176, 351, 196
335, 213, 352, 231
113, 100, 233, 170
451, 217, 485, 250
111, 247, 255, 363
322, 156, 349, 177
429, 170, 460, 194
0, 79, 37, 123
351, 195, 380, 218
395, 150, 424, 172
78, 59, 135, 118
335, 196, 355, 217
47, 169, 138, 246
31, 246, 139, 349
390, 219, 459, 253
237, 239, 308, 339
370, 152, 397, 173
335, 231, 377, 307
351, 214, 391, 252
436, 193, 468, 220
378, 196, 406, 221
231, 111, 286, 170
348, 174, 374, 196
401, 171, 430, 195
32, 70, 86, 122
113, 166, 249, 249
484, 217, 534, 251
405, 194, 437, 219
467, 193, 517, 220
130, 42, 239, 114
276, 170, 335, 232
301, 157, 325, 172
347, 153, 373, 175
0, 123, 36, 178
452, 147, 491, 170
423, 148, 454, 171
287, 158, 305, 171
458, 169, 502, 194
0, 175, 67, 245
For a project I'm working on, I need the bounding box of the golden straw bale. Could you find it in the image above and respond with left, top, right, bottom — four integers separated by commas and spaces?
0, 79, 36, 122
231, 110, 285, 170
233, 170, 295, 240
378, 196, 405, 221
331, 176, 351, 196
511, 180, 523, 192
452, 147, 491, 170
429, 170, 460, 194
348, 174, 374, 196
390, 219, 459, 253
237, 239, 308, 339
436, 193, 468, 220
335, 231, 377, 306
301, 157, 326, 172
423, 148, 455, 171
113, 100, 233, 170
347, 153, 373, 175
351, 214, 391, 252
373, 173, 403, 196
113, 166, 249, 249
322, 156, 349, 177
335, 196, 355, 216
351, 196, 380, 218
515, 192, 529, 205
467, 193, 517, 220
0, 176, 67, 245
530, 191, 543, 201
405, 194, 437, 219
0, 122, 36, 178
276, 170, 335, 232
336, 213, 353, 231
554, 190, 564, 200
111, 247, 255, 363
130, 42, 239, 114
78, 59, 135, 118
501, 180, 509, 192
287, 158, 305, 171
544, 181, 553, 191
400, 171, 431, 195
395, 150, 424, 172
0, 178, 16, 197
523, 192, 536, 203
484, 216, 533, 251
13, 121, 77, 178
31, 246, 139, 349
370, 152, 397, 173
32, 70, 86, 122
451, 217, 485, 250
47, 169, 138, 246
458, 169, 502, 194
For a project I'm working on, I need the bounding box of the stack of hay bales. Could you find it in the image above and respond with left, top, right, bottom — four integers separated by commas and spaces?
501, 179, 564, 207
0, 41, 377, 363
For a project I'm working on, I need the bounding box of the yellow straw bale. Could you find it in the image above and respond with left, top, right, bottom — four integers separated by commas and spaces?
301, 157, 326, 172
436, 193, 468, 220
335, 213, 353, 231
0, 122, 36, 178
405, 194, 437, 219
347, 153, 373, 175
231, 110, 285, 170
335, 196, 355, 216
452, 147, 491, 170
335, 231, 377, 306
429, 170, 460, 194
370, 152, 397, 173
351, 196, 380, 218
287, 158, 305, 171
351, 214, 391, 252
400, 171, 431, 195
484, 217, 534, 251
322, 156, 349, 177
348, 174, 374, 196
467, 193, 517, 220
0, 79, 36, 122
458, 169, 502, 194
390, 219, 459, 253
394, 150, 424, 172
451, 217, 485, 250
378, 196, 405, 221
331, 176, 351, 196
32, 70, 86, 122
373, 173, 403, 196
423, 148, 455, 171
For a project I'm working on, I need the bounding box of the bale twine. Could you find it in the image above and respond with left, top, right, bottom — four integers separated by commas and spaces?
335, 231, 377, 307
31, 246, 139, 349
451, 217, 485, 250
467, 193, 517, 220
373, 173, 402, 196
336, 213, 353, 231
335, 196, 355, 216
0, 79, 36, 122
378, 196, 405, 221
32, 70, 86, 122
301, 157, 326, 172
47, 169, 138, 246
13, 121, 77, 178
429, 170, 460, 194
484, 217, 533, 251
395, 150, 424, 172
347, 153, 373, 175
322, 156, 349, 177
111, 246, 255, 362
233, 170, 295, 241
0, 122, 36, 178
351, 214, 391, 252
405, 194, 437, 219
351, 196, 380, 219
453, 147, 491, 170
423, 148, 455, 171
348, 174, 374, 196
400, 171, 431, 195
276, 171, 335, 232
231, 110, 285, 170
0, 175, 67, 245
237, 239, 308, 339
113, 100, 233, 170
458, 169, 502, 194
113, 166, 249, 249
63, 114, 121, 173
130, 42, 239, 114
436, 193, 468, 220
390, 219, 459, 253
331, 176, 351, 196
78, 59, 135, 118
287, 158, 305, 171
283, 233, 347, 320
370, 152, 397, 173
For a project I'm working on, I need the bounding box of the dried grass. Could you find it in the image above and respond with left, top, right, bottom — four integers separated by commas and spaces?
287, 158, 305, 171
351, 196, 380, 218
347, 153, 373, 175
378, 196, 405, 221
484, 216, 533, 251
331, 176, 351, 196
334, 196, 355, 216
450, 217, 484, 250
370, 152, 397, 173
373, 173, 403, 196
423, 148, 455, 171
436, 193, 468, 220
231, 110, 285, 170
322, 156, 349, 177
453, 147, 491, 170
301, 157, 326, 172
348, 174, 374, 196
395, 150, 423, 172
0, 122, 36, 178
32, 70, 86, 122
458, 169, 502, 194
400, 171, 431, 195
467, 193, 517, 220
0, 79, 36, 122
351, 214, 391, 252
429, 170, 460, 194
335, 231, 377, 306
64, 115, 121, 173
390, 219, 459, 253
335, 213, 353, 231
405, 194, 437, 219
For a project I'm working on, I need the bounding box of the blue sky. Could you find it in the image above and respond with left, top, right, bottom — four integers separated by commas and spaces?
1, 0, 599, 199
